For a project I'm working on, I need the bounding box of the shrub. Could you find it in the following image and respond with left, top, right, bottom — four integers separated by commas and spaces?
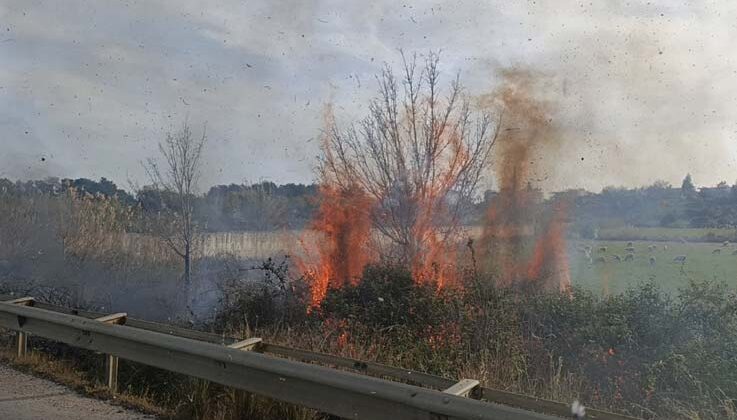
320, 264, 458, 330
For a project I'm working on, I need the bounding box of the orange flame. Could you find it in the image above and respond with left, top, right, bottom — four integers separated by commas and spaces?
525, 200, 572, 292
296, 184, 375, 308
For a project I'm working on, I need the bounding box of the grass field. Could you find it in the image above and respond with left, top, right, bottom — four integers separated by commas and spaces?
597, 226, 737, 242
570, 239, 737, 295
118, 228, 737, 296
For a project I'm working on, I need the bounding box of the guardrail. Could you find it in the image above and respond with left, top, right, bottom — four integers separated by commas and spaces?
0, 295, 639, 420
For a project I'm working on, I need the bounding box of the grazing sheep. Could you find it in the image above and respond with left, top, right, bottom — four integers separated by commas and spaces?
648, 245, 657, 252
627, 241, 633, 247
663, 245, 668, 251
613, 255, 622, 262
673, 255, 687, 263
649, 256, 656, 266
598, 246, 607, 253
624, 253, 634, 262
712, 249, 721, 255
624, 247, 635, 253
723, 241, 730, 247
595, 256, 606, 263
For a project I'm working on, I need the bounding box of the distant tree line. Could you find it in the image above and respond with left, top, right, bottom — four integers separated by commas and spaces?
2, 173, 735, 233
563, 174, 737, 235
0, 177, 318, 231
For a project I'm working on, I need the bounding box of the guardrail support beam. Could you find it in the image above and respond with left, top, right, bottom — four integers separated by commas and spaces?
228, 337, 262, 351
96, 312, 127, 325
444, 379, 480, 398
5, 297, 35, 306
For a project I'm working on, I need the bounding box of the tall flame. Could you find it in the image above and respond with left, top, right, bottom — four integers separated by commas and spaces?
296, 184, 375, 308
525, 200, 572, 292
479, 69, 572, 291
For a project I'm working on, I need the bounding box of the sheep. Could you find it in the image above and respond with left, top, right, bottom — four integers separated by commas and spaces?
624, 247, 635, 253
648, 245, 657, 252
663, 245, 668, 251
624, 253, 634, 262
598, 246, 607, 253
723, 241, 730, 247
626, 241, 634, 247
712, 249, 721, 255
649, 256, 656, 266
673, 255, 687, 263
612, 254, 622, 262
595, 256, 606, 263
679, 237, 687, 244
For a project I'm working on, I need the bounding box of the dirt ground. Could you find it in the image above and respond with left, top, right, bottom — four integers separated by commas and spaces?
0, 363, 154, 420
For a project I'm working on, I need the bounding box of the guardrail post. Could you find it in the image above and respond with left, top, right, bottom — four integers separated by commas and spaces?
16, 331, 27, 357
96, 312, 127, 393
105, 354, 119, 392
4, 297, 35, 358
229, 337, 263, 411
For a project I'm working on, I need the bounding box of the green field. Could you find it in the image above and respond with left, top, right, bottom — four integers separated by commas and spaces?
570, 239, 737, 295
597, 226, 737, 242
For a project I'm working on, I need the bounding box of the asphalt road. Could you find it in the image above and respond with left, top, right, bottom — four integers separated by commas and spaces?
0, 364, 154, 420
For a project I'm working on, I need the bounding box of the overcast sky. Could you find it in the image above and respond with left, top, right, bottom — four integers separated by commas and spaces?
1, 0, 736, 192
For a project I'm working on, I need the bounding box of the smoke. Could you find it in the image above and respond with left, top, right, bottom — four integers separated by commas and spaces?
494, 1, 737, 191
478, 69, 567, 191
478, 69, 572, 291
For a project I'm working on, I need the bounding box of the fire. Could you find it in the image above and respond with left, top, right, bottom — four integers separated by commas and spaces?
479, 69, 572, 291
299, 66, 573, 306
525, 200, 572, 292
296, 184, 375, 308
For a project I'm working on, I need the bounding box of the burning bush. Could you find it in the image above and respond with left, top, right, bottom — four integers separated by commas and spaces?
298, 52, 499, 306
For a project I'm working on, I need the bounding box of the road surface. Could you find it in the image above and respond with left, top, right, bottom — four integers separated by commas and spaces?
0, 364, 154, 419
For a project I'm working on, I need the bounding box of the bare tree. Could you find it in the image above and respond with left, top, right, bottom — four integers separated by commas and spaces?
142, 122, 206, 290
320, 52, 499, 280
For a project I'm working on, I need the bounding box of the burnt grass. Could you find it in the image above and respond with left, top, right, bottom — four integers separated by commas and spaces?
2, 263, 736, 420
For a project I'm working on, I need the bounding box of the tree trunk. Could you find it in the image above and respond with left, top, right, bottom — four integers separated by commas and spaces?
184, 242, 191, 292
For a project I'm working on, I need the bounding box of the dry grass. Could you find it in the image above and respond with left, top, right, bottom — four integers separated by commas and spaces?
0, 335, 168, 418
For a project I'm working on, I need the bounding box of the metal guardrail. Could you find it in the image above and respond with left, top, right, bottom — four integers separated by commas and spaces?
0, 295, 640, 420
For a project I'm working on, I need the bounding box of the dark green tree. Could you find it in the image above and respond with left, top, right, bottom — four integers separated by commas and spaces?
681, 173, 695, 197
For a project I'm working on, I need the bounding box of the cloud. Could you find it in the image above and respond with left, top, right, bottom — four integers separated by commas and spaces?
0, 0, 735, 192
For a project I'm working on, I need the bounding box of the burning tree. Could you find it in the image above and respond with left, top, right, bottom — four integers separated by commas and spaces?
307, 52, 498, 297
